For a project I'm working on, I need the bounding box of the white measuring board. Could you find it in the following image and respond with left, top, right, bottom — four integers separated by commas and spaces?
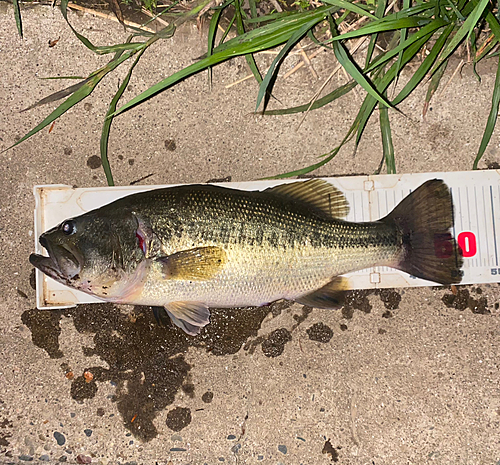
32, 170, 500, 310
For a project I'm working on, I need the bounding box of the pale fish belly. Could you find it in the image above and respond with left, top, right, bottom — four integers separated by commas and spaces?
133, 239, 401, 307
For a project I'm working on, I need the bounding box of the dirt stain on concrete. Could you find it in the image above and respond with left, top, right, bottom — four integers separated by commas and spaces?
322, 438, 339, 462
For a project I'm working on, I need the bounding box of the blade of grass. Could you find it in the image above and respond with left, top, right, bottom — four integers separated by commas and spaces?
112, 6, 337, 117
395, 0, 411, 82
364, 18, 447, 74
327, 14, 394, 111
60, 0, 150, 55
234, 0, 263, 84
255, 14, 330, 112
262, 80, 357, 115
379, 93, 395, 174
101, 47, 147, 186
13, 0, 23, 38
207, 5, 224, 87
423, 58, 448, 117
392, 22, 454, 105
430, 0, 490, 75
365, 0, 387, 68
3, 49, 137, 152
473, 55, 500, 169
319, 0, 377, 20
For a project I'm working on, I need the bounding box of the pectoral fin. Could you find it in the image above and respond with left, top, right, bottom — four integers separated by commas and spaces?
296, 277, 350, 309
156, 246, 227, 280
164, 301, 211, 336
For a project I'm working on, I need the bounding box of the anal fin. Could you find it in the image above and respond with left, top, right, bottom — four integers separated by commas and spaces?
164, 301, 211, 336
295, 277, 350, 309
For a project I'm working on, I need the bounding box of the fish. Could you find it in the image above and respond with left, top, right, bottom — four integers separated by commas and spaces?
30, 179, 463, 336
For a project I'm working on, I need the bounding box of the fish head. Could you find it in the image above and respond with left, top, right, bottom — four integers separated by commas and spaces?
29, 210, 147, 300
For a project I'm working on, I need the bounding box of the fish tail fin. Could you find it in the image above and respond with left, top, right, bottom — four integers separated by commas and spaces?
385, 179, 463, 285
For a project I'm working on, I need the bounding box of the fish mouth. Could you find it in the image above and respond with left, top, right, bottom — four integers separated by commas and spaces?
29, 235, 82, 283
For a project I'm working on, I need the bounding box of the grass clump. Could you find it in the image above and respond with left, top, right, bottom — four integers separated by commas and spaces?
7, 0, 500, 182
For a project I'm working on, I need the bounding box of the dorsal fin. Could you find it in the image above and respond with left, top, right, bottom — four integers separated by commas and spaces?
266, 179, 349, 219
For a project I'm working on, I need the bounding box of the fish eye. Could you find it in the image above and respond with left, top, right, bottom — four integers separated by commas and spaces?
61, 220, 76, 235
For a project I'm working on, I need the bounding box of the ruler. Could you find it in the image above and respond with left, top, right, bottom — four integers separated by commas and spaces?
32, 170, 500, 310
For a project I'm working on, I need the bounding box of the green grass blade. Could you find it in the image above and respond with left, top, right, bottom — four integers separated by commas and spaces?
364, 18, 447, 73
379, 96, 395, 174
60, 0, 149, 55
430, 0, 490, 75
39, 76, 86, 80
485, 9, 500, 41
355, 33, 431, 146
101, 47, 147, 186
3, 50, 136, 152
245, 11, 296, 24
392, 23, 453, 105
255, 14, 326, 111
395, 0, 411, 80
423, 58, 448, 117
113, 7, 336, 117
365, 0, 387, 68
207, 6, 224, 87
262, 80, 357, 115
328, 15, 393, 110
13, 0, 23, 38
319, 0, 377, 20
473, 56, 500, 169
234, 0, 263, 84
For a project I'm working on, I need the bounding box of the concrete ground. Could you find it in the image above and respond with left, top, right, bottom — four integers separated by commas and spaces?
1, 3, 500, 464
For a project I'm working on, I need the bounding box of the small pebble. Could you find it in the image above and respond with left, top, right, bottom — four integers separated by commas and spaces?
227, 435, 236, 440
231, 443, 241, 453
171, 434, 182, 441
278, 445, 287, 454
76, 454, 92, 464
39, 434, 46, 441
257, 455, 264, 461
44, 445, 51, 451
40, 455, 50, 462
170, 448, 187, 452
84, 429, 92, 437
18, 455, 33, 462
218, 458, 225, 462
70, 413, 76, 418
53, 432, 66, 446
59, 457, 67, 463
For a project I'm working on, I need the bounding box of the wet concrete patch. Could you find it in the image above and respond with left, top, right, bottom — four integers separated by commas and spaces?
261, 328, 292, 358
165, 407, 192, 432
86, 156, 102, 169
342, 289, 402, 319
306, 323, 333, 343
442, 286, 490, 314
20, 302, 275, 441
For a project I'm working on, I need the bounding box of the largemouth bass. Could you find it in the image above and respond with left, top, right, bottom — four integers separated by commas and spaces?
30, 179, 463, 335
